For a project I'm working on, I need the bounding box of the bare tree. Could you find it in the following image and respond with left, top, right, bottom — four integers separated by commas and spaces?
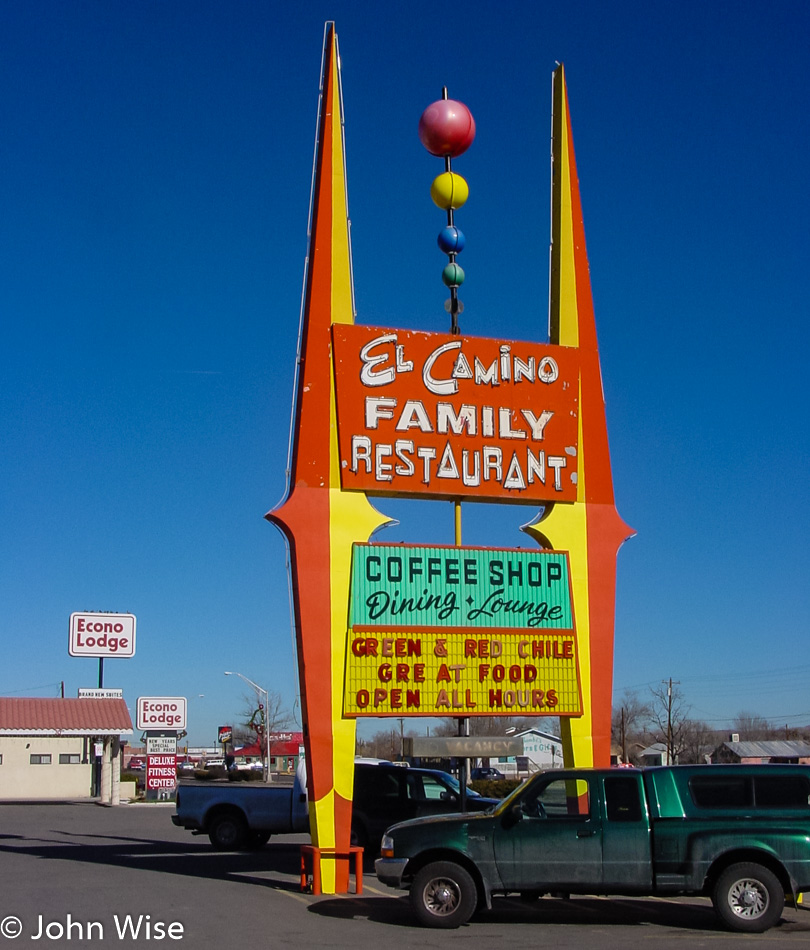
730, 711, 776, 741
356, 728, 413, 760
233, 690, 292, 747
612, 691, 652, 762
433, 716, 558, 738
679, 719, 721, 764
648, 680, 691, 764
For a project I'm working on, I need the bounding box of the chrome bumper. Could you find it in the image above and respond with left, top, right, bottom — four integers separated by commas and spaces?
375, 857, 410, 889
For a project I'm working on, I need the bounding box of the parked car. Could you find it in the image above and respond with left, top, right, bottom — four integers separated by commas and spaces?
174, 764, 308, 849
173, 760, 499, 853
376, 764, 810, 933
351, 763, 499, 852
470, 767, 505, 781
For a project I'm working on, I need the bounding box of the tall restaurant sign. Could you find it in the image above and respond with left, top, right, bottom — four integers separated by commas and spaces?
267, 24, 632, 894
333, 326, 579, 502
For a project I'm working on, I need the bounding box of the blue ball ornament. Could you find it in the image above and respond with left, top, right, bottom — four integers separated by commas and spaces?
437, 226, 466, 255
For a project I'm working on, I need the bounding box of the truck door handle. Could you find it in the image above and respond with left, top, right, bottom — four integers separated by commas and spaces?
577, 827, 597, 838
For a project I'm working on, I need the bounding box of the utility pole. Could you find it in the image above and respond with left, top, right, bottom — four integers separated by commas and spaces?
621, 707, 627, 764
663, 678, 680, 765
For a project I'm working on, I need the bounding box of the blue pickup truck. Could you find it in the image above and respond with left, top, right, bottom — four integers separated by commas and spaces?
173, 760, 499, 852
172, 761, 309, 850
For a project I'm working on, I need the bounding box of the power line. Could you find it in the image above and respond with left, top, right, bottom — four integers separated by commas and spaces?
615, 665, 810, 694
1, 682, 65, 696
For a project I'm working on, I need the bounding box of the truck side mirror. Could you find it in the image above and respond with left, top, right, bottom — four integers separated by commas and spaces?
503, 803, 525, 827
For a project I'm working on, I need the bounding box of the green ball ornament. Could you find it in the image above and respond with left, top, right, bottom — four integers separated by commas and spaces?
442, 263, 465, 288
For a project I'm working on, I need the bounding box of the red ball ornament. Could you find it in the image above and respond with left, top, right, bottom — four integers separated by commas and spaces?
418, 99, 476, 157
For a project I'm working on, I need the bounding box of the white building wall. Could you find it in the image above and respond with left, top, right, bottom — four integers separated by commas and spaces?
521, 732, 564, 769
493, 730, 564, 774
0, 736, 92, 799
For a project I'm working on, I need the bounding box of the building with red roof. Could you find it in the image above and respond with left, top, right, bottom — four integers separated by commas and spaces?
235, 731, 303, 773
0, 697, 132, 802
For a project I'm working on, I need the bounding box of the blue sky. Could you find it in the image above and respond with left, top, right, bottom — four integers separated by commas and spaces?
2, 1, 808, 746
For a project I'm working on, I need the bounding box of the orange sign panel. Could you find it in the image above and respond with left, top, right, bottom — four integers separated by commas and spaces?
332, 325, 580, 503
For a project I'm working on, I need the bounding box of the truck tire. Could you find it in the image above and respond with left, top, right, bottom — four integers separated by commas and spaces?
208, 812, 248, 851
350, 821, 370, 855
712, 862, 784, 933
245, 830, 272, 850
410, 861, 477, 929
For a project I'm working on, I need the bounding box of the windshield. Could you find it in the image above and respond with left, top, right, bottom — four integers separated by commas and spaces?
435, 770, 482, 798
489, 773, 536, 815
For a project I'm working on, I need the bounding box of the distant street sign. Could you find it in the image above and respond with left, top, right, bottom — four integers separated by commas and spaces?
69, 612, 136, 658
404, 736, 524, 758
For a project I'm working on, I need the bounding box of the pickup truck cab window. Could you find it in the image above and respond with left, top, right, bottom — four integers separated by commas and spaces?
521, 776, 590, 819
604, 775, 643, 822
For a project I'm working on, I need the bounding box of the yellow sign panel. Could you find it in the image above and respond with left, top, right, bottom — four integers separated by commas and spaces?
343, 630, 582, 717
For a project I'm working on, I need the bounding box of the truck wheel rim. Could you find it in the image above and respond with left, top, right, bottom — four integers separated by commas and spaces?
728, 878, 768, 919
423, 878, 461, 916
219, 823, 238, 847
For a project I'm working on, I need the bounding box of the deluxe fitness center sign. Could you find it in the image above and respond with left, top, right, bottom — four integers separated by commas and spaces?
344, 544, 582, 717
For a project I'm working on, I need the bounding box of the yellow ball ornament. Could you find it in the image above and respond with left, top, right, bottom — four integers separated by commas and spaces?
430, 171, 469, 210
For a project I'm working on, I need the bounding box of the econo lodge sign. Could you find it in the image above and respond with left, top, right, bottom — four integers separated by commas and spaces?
69, 612, 136, 657
136, 697, 187, 730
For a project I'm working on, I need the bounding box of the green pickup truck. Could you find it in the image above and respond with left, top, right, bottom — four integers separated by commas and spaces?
375, 764, 810, 932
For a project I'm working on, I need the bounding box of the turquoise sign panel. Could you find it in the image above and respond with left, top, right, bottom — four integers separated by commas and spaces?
350, 543, 573, 630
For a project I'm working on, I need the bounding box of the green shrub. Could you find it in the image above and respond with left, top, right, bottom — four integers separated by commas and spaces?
193, 769, 218, 780
470, 778, 522, 799
120, 771, 142, 784
228, 769, 264, 781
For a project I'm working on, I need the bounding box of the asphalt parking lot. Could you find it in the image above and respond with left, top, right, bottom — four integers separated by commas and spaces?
1, 801, 809, 948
